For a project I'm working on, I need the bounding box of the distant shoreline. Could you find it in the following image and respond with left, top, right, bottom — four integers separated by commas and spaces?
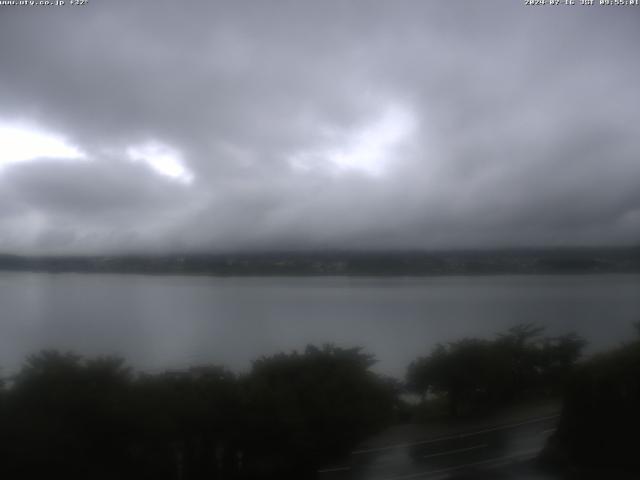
1, 247, 638, 277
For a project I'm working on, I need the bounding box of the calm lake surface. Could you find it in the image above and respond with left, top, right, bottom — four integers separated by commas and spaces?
1, 273, 638, 378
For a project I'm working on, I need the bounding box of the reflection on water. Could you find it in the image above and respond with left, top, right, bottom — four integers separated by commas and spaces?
0, 273, 638, 376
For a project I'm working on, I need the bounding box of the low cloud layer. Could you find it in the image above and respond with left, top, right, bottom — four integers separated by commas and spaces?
1, 1, 639, 253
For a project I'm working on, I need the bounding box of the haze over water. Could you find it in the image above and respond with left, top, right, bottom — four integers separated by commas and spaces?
2, 272, 638, 378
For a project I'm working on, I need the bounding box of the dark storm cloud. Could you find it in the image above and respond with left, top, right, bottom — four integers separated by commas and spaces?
4, 156, 193, 218
0, 0, 638, 253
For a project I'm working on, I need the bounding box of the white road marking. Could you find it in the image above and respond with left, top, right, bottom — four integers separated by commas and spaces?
455, 415, 559, 439
317, 466, 351, 473
351, 414, 559, 455
422, 443, 487, 459
378, 448, 540, 480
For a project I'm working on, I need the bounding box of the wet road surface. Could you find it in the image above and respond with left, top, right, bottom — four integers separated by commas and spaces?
319, 414, 561, 480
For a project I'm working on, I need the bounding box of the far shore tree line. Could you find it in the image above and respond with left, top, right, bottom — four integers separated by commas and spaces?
1, 322, 638, 479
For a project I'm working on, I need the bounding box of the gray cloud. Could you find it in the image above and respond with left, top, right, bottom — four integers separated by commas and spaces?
0, 0, 639, 253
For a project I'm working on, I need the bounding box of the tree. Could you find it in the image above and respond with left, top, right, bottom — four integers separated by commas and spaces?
408, 338, 508, 416
6, 351, 134, 479
552, 337, 640, 472
539, 333, 586, 393
241, 344, 396, 476
407, 325, 585, 418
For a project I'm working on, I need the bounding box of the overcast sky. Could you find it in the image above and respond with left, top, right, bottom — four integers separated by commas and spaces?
0, 0, 639, 254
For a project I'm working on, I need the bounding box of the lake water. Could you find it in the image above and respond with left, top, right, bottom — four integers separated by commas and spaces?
1, 272, 638, 378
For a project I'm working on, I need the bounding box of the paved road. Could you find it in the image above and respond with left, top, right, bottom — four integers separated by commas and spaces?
318, 414, 561, 480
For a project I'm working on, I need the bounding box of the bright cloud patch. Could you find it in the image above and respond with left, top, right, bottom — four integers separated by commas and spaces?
291, 103, 415, 177
0, 123, 85, 167
126, 141, 194, 184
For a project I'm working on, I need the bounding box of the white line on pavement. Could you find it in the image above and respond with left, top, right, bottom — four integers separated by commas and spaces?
378, 448, 539, 480
422, 443, 487, 459
351, 414, 559, 455
317, 466, 351, 473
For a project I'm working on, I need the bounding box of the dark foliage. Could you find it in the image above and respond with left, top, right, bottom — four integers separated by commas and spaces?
406, 324, 585, 417
0, 345, 396, 479
548, 333, 640, 473
241, 345, 397, 477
